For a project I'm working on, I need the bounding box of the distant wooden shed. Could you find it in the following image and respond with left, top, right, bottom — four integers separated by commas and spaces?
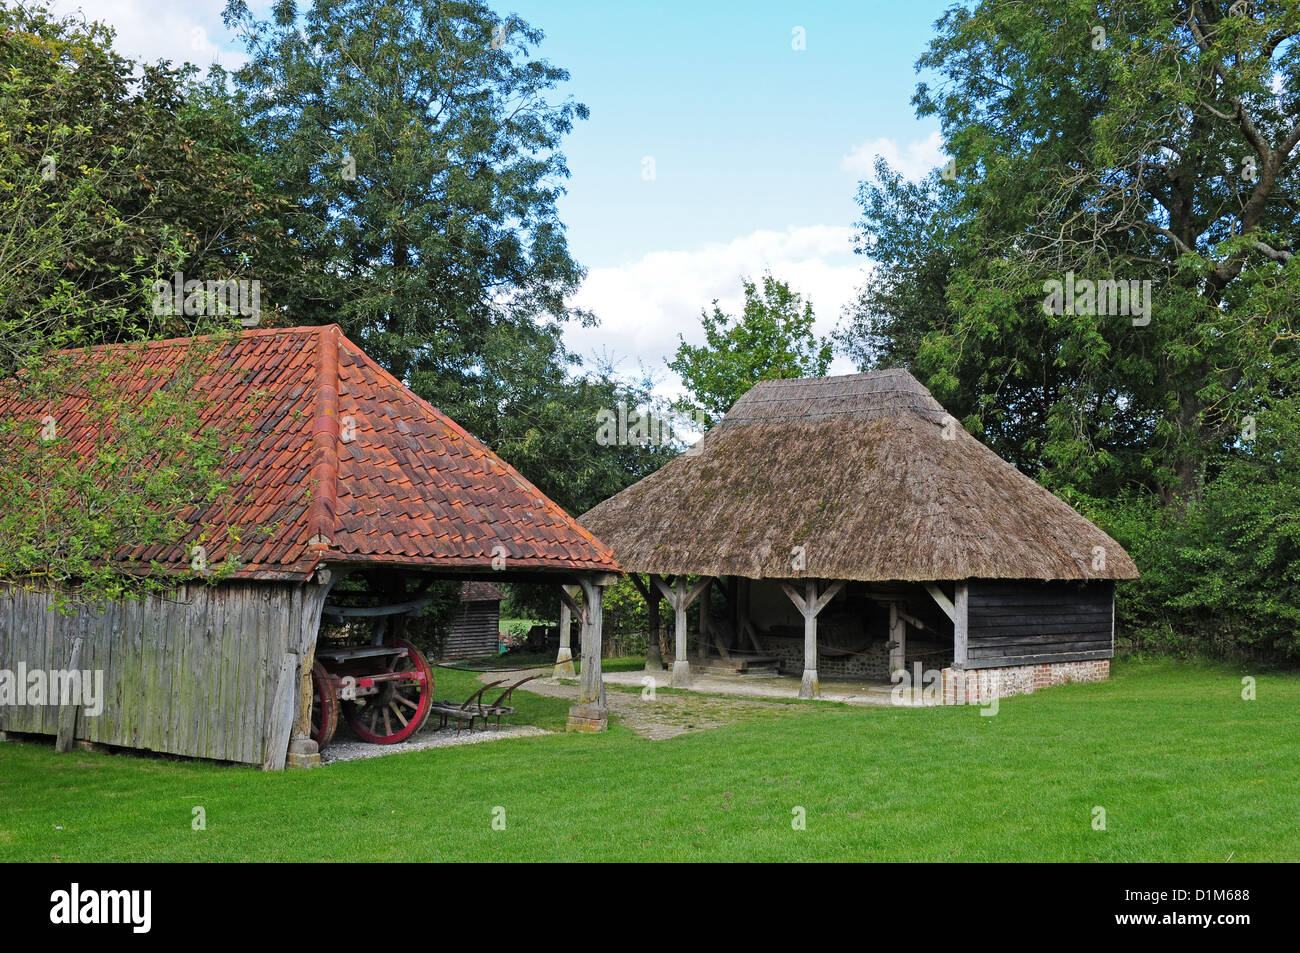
580, 369, 1138, 704
443, 582, 504, 660
0, 326, 620, 766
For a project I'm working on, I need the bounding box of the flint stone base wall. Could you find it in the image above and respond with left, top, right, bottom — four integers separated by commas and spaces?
941, 659, 1110, 705
757, 635, 952, 681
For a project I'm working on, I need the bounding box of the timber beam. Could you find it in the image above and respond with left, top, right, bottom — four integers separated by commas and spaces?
653, 575, 712, 687
923, 582, 968, 669
567, 575, 608, 732
629, 574, 666, 672
554, 584, 581, 677
780, 579, 845, 699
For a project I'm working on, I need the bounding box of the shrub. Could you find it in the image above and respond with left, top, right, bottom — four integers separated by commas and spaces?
1082, 456, 1300, 662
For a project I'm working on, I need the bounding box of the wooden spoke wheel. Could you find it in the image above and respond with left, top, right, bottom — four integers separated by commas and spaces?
310, 660, 339, 749
342, 639, 434, 744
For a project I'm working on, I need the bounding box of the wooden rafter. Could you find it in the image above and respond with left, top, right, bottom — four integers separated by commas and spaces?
924, 583, 956, 622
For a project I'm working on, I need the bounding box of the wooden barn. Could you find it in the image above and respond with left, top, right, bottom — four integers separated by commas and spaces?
0, 325, 619, 767
443, 582, 504, 660
579, 369, 1138, 704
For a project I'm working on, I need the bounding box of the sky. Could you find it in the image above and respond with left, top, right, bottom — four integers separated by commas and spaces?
44, 0, 956, 391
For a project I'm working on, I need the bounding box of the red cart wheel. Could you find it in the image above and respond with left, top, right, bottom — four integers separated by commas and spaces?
342, 639, 434, 744
310, 660, 338, 749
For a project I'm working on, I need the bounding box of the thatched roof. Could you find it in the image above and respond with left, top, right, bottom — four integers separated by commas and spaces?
579, 369, 1138, 583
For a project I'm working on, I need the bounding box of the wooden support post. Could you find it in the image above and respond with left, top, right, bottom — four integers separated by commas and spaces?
630, 574, 665, 671
801, 580, 817, 698
698, 581, 713, 660
555, 585, 580, 677
294, 642, 316, 739
653, 575, 710, 688
780, 579, 845, 699
567, 576, 607, 731
672, 577, 691, 686
54, 635, 84, 753
647, 584, 664, 670
577, 579, 605, 707
953, 582, 969, 670
556, 599, 573, 674
889, 601, 906, 678
287, 569, 334, 769
732, 575, 742, 647
737, 576, 751, 645
922, 581, 967, 671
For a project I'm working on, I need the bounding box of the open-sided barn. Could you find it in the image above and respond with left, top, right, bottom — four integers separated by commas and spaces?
0, 325, 618, 767
579, 369, 1138, 704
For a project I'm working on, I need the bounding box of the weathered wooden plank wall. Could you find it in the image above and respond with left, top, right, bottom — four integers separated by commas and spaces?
964, 580, 1114, 669
442, 600, 500, 659
0, 581, 329, 766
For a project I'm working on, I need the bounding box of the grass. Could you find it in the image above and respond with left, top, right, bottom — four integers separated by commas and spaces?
0, 657, 1295, 861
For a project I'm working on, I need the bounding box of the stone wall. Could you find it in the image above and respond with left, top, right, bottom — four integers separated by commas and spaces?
940, 659, 1110, 705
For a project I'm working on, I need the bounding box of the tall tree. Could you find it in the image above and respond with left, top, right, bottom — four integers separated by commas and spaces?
840, 1, 1300, 501
0, 2, 288, 369
218, 0, 642, 517
0, 3, 273, 597
220, 0, 590, 416
669, 273, 832, 425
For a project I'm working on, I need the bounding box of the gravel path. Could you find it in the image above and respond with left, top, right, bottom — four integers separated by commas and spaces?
321, 724, 550, 764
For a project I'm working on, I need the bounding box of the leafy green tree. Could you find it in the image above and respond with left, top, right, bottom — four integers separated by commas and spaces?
219, 0, 648, 521
669, 273, 832, 425
0, 2, 289, 368
220, 0, 589, 409
0, 4, 270, 598
840, 0, 1300, 503
500, 361, 682, 624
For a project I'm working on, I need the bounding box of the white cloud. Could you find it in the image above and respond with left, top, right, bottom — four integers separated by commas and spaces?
841, 129, 945, 182
565, 225, 868, 397
47, 0, 246, 72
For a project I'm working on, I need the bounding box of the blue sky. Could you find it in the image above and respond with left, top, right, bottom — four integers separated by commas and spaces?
503, 1, 953, 267
51, 0, 957, 386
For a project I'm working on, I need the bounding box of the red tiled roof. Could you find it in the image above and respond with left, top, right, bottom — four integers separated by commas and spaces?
0, 325, 620, 581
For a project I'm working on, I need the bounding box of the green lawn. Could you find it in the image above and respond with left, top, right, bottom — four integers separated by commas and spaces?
0, 658, 1295, 861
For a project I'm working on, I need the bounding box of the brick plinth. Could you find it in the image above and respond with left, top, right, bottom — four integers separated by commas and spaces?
566, 703, 608, 732
941, 659, 1109, 706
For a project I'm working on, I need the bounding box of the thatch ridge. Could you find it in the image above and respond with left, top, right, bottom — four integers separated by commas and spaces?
579, 368, 1138, 582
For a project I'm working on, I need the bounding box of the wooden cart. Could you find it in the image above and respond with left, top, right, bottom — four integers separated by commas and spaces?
309, 639, 435, 747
